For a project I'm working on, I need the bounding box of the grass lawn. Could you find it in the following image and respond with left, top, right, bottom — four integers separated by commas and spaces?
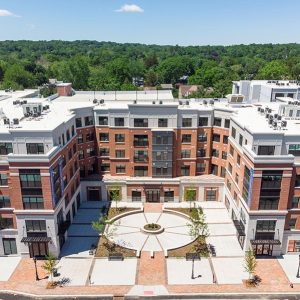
107, 207, 139, 220
168, 237, 209, 258
95, 236, 136, 257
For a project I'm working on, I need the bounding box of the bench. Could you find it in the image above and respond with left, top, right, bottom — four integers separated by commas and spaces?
108, 252, 124, 261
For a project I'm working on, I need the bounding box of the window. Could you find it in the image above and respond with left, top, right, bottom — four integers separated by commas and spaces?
0, 217, 13, 229
26, 143, 44, 154
196, 163, 205, 173
255, 220, 276, 240
181, 165, 190, 176
115, 150, 125, 158
3, 238, 17, 255
77, 134, 83, 144
100, 133, 109, 142
221, 166, 226, 178
211, 164, 218, 175
158, 118, 168, 127
134, 135, 148, 147
242, 166, 251, 202
134, 118, 148, 127
98, 116, 108, 126
134, 166, 148, 177
0, 143, 13, 155
155, 151, 167, 161
224, 119, 230, 128
228, 163, 233, 174
235, 173, 239, 184
289, 144, 300, 156
292, 197, 300, 208
212, 134, 220, 142
66, 129, 70, 142
100, 163, 110, 172
26, 220, 46, 232
222, 151, 227, 160
181, 149, 191, 158
19, 170, 41, 188
155, 135, 169, 145
182, 118, 192, 127
73, 143, 77, 154
231, 127, 236, 138
197, 149, 206, 157
115, 117, 124, 127
223, 135, 228, 144
85, 116, 94, 126
132, 191, 141, 202
115, 134, 125, 143
258, 145, 275, 155
75, 118, 82, 128
78, 150, 84, 160
212, 149, 219, 158
116, 165, 126, 174
99, 148, 109, 157
134, 150, 148, 162
182, 134, 192, 143
80, 165, 85, 177
0, 174, 8, 185
295, 175, 300, 187
68, 148, 72, 160
87, 147, 95, 157
239, 134, 243, 146
155, 167, 168, 177
164, 191, 174, 202
214, 118, 222, 127
234, 192, 238, 201
289, 218, 297, 230
206, 188, 217, 201
0, 196, 10, 208
199, 117, 208, 127
227, 179, 232, 191
237, 154, 241, 165
198, 133, 207, 142
230, 145, 234, 157
86, 132, 94, 142
62, 133, 65, 145
71, 125, 75, 136
23, 196, 44, 209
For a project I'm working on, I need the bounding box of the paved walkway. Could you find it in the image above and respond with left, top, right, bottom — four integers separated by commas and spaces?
137, 251, 166, 285
0, 256, 21, 281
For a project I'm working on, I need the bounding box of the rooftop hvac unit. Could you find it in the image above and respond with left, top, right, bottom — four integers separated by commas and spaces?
186, 101, 189, 105
93, 99, 98, 104
152, 101, 155, 104
203, 100, 208, 105
277, 115, 282, 121
24, 113, 30, 118
13, 101, 17, 105
45, 105, 50, 109
133, 100, 137, 104
13, 118, 19, 125
209, 100, 214, 105
265, 113, 270, 119
274, 113, 278, 119
159, 100, 163, 104
269, 114, 274, 120
179, 101, 183, 105
257, 107, 261, 112
281, 120, 287, 127
272, 121, 277, 128
260, 108, 265, 113
33, 113, 38, 118
268, 119, 273, 125
22, 100, 27, 104
100, 99, 104, 104
3, 118, 9, 125
288, 101, 292, 105
43, 106, 47, 111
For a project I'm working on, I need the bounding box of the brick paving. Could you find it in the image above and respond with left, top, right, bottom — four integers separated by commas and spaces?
137, 251, 166, 285
1, 256, 300, 296
143, 203, 163, 213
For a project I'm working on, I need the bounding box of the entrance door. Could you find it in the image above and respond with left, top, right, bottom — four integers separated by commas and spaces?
253, 244, 273, 256
87, 187, 101, 201
146, 190, 160, 202
29, 242, 48, 258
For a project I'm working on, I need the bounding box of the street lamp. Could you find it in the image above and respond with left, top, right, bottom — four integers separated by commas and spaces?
33, 257, 39, 281
296, 255, 300, 278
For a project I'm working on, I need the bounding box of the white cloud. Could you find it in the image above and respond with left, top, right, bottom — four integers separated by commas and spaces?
115, 4, 144, 13
0, 9, 20, 17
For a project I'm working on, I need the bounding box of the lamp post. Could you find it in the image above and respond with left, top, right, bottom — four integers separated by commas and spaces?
33, 257, 39, 281
296, 255, 300, 278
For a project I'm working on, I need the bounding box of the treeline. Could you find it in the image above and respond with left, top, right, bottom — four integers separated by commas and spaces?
0, 41, 300, 97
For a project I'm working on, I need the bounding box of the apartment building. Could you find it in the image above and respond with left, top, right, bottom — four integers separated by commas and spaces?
232, 80, 300, 103
1, 86, 300, 257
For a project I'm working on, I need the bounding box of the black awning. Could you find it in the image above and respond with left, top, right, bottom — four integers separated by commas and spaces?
250, 239, 281, 245
21, 237, 52, 243
233, 220, 245, 236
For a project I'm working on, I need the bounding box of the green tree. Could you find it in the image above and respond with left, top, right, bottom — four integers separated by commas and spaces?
184, 188, 196, 211
42, 252, 58, 283
244, 248, 257, 280
109, 186, 122, 211
145, 70, 158, 86
256, 60, 289, 80
3, 64, 34, 88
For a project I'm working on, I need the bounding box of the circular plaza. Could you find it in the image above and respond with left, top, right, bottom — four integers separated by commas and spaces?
107, 211, 194, 252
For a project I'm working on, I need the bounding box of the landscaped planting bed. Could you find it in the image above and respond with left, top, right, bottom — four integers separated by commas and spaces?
107, 207, 138, 220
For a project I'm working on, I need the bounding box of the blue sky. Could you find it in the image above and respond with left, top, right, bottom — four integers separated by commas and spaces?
0, 0, 300, 45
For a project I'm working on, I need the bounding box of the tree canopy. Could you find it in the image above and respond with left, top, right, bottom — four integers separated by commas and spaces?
0, 41, 300, 97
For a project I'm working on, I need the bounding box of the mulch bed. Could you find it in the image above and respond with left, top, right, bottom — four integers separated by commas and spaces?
107, 207, 138, 220
95, 236, 136, 258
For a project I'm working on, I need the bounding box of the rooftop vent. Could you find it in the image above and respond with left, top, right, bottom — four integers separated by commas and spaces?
159, 100, 163, 104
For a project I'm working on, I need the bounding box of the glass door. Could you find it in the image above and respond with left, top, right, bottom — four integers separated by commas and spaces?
146, 190, 160, 202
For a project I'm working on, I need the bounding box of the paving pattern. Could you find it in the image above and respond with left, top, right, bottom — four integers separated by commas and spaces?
108, 212, 193, 252
0, 256, 21, 281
